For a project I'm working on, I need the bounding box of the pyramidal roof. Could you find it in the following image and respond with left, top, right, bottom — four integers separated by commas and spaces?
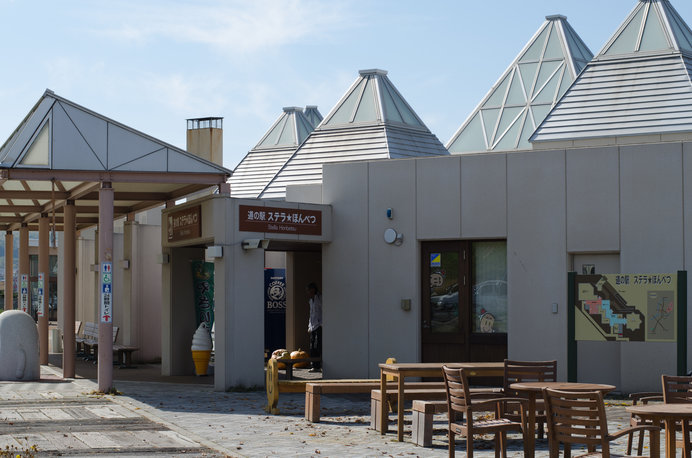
258, 69, 449, 200
0, 90, 229, 175
532, 0, 692, 143
231, 106, 321, 198
447, 15, 593, 154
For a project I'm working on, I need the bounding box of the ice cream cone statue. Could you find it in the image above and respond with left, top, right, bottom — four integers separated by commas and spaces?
191, 322, 212, 376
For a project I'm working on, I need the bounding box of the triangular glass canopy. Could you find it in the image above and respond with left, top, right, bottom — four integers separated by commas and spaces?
533, 0, 692, 143
0, 90, 229, 175
447, 15, 593, 153
254, 107, 315, 149
321, 69, 425, 129
600, 0, 692, 57
303, 106, 323, 128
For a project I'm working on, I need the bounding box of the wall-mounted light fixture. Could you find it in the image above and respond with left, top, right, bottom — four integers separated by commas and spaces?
206, 246, 224, 258
384, 228, 403, 246
242, 239, 269, 250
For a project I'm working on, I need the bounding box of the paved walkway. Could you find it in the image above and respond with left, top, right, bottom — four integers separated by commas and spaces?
0, 365, 658, 457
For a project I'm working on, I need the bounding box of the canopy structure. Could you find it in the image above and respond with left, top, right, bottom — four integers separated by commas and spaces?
447, 15, 593, 153
230, 106, 321, 199
258, 69, 449, 200
0, 90, 230, 231
0, 89, 231, 393
532, 0, 692, 142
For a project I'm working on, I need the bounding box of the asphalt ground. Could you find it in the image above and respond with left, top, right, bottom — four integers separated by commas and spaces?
0, 356, 659, 457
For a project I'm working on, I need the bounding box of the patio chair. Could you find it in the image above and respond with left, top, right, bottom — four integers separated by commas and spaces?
543, 388, 660, 458
626, 392, 663, 456
502, 359, 557, 439
661, 374, 692, 458
442, 365, 528, 458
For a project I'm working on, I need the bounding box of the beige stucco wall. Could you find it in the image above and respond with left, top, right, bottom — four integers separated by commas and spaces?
321, 141, 692, 391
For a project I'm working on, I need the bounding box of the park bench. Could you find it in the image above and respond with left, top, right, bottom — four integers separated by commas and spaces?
76, 322, 138, 367
411, 400, 448, 446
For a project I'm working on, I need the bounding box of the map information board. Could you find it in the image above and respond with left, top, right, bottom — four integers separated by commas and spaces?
575, 273, 677, 342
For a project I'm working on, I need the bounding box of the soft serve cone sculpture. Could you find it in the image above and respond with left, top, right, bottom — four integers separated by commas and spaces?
191, 322, 212, 376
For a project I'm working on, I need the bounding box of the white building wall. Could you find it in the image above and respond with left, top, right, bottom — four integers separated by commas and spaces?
368, 160, 419, 376
506, 150, 569, 379
460, 154, 507, 238
618, 143, 683, 392
416, 156, 461, 239
322, 162, 370, 378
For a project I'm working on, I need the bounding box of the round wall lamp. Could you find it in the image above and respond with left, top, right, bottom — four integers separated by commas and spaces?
384, 228, 403, 246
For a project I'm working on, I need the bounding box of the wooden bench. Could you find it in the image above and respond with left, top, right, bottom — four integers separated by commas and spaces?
370, 388, 447, 432
305, 381, 444, 422
113, 345, 139, 368
76, 323, 139, 367
411, 400, 447, 446
76, 322, 98, 357
265, 357, 398, 415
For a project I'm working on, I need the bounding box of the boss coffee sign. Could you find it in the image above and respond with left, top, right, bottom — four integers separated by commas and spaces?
239, 205, 321, 236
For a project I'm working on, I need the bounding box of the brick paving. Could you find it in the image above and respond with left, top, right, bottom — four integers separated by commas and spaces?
0, 364, 661, 457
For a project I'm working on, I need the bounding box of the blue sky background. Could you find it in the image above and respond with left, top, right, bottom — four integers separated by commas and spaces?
1, 0, 691, 171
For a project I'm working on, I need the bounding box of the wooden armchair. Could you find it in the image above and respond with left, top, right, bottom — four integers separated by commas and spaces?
627, 392, 663, 456
543, 388, 660, 458
442, 365, 528, 458
503, 359, 557, 439
661, 374, 692, 458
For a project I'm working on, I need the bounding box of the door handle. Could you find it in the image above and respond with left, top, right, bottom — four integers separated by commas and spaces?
422, 320, 431, 329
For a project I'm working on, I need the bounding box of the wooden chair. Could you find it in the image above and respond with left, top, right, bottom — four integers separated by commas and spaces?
661, 374, 692, 458
543, 388, 660, 458
627, 392, 663, 456
503, 359, 557, 439
442, 365, 527, 458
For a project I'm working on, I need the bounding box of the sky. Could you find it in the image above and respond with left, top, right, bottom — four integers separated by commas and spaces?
1, 0, 691, 172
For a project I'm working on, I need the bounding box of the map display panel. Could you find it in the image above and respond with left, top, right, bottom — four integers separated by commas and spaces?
575, 273, 677, 342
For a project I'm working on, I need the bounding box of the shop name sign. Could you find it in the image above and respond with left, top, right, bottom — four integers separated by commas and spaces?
239, 205, 321, 236
167, 205, 201, 242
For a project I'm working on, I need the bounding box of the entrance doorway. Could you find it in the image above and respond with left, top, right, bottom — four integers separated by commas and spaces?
421, 241, 507, 363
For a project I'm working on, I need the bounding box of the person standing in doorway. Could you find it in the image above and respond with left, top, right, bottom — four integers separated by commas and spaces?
307, 282, 322, 372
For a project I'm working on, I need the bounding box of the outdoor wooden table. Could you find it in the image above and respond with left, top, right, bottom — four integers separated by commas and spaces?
626, 403, 692, 458
378, 361, 504, 442
510, 381, 616, 458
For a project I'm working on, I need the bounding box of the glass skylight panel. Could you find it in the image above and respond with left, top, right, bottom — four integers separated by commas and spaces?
639, 6, 671, 52
557, 71, 575, 100
520, 26, 549, 62
496, 106, 523, 139
604, 5, 645, 56
277, 116, 295, 145
297, 116, 311, 143
517, 112, 535, 149
543, 25, 565, 60
387, 82, 422, 126
506, 71, 527, 105
354, 77, 377, 123
21, 122, 50, 166
534, 61, 563, 98
259, 117, 286, 147
381, 83, 404, 124
325, 78, 365, 125
531, 104, 553, 126
519, 62, 539, 96
483, 74, 510, 108
533, 69, 562, 104
667, 6, 692, 52
481, 108, 501, 144
449, 113, 486, 152
493, 112, 523, 150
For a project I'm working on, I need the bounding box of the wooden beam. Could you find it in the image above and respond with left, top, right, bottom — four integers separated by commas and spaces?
0, 191, 70, 200
1, 169, 228, 185
80, 191, 171, 201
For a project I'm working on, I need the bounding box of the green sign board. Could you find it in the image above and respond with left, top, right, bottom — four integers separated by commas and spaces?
575, 273, 678, 342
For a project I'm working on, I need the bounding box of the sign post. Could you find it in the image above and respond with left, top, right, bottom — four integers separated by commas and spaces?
100, 262, 113, 323
37, 273, 45, 318
20, 274, 28, 313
